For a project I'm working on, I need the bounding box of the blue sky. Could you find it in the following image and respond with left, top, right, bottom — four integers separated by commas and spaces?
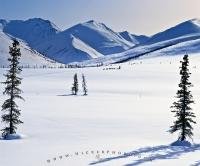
0, 0, 200, 35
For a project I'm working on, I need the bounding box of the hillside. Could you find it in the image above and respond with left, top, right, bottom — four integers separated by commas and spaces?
1, 19, 136, 64
147, 18, 200, 44
34, 20, 134, 63
74, 19, 200, 66
119, 31, 149, 44
0, 31, 59, 67
1, 18, 60, 47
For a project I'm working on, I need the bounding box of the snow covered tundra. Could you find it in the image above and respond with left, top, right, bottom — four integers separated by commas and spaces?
1, 54, 200, 166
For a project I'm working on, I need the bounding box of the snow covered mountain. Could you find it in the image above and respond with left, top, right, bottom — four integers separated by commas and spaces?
34, 20, 134, 63
35, 34, 104, 63
73, 19, 200, 66
1, 18, 200, 65
0, 30, 59, 67
1, 18, 60, 47
75, 34, 200, 66
1, 19, 135, 64
119, 31, 149, 45
71, 20, 134, 54
147, 19, 200, 44
0, 19, 7, 30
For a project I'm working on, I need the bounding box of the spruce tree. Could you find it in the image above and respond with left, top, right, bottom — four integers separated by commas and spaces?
71, 73, 78, 95
82, 74, 88, 96
1, 39, 24, 139
169, 54, 196, 141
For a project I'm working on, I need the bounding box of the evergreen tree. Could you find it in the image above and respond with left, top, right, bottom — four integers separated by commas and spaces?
169, 54, 196, 141
71, 73, 78, 95
82, 74, 88, 95
1, 39, 24, 139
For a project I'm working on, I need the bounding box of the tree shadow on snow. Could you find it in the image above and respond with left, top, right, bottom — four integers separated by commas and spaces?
191, 160, 200, 166
57, 94, 87, 97
89, 144, 200, 166
57, 94, 74, 97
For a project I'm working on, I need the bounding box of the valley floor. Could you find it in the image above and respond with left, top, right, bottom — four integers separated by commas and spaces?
0, 54, 200, 166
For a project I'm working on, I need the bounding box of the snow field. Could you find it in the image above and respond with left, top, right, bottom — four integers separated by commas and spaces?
0, 54, 200, 165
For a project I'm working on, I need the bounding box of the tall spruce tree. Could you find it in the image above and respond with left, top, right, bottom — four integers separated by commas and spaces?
169, 54, 196, 141
1, 39, 24, 139
71, 73, 78, 95
82, 74, 88, 95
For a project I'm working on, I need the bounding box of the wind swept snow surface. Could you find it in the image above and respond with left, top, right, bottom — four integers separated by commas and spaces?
0, 54, 200, 166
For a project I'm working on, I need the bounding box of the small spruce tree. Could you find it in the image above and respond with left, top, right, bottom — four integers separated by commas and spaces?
82, 74, 88, 95
71, 73, 78, 95
169, 54, 196, 141
1, 39, 24, 139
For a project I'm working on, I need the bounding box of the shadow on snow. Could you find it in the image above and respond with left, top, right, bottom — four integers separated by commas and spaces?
191, 160, 200, 166
89, 144, 200, 166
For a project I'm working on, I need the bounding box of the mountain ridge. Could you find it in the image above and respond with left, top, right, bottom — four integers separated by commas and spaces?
146, 18, 200, 44
1, 18, 200, 65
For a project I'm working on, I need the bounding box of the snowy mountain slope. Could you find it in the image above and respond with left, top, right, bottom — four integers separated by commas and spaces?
112, 19, 200, 63
142, 38, 200, 58
141, 38, 200, 58
119, 31, 149, 44
0, 19, 8, 30
74, 33, 200, 66
63, 20, 134, 54
35, 33, 104, 63
147, 18, 200, 44
114, 33, 200, 63
70, 19, 200, 66
0, 31, 59, 67
1, 19, 135, 64
72, 36, 103, 59
34, 20, 134, 63
83, 18, 200, 66
1, 18, 60, 47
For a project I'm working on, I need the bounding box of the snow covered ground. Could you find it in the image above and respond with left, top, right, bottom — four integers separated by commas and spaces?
0, 54, 200, 166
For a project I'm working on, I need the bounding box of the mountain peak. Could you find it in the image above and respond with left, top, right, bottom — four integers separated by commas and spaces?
119, 31, 149, 45
67, 20, 105, 31
121, 31, 129, 34
85, 20, 104, 25
0, 19, 8, 24
190, 18, 200, 21
83, 20, 105, 27
0, 19, 9, 29
189, 18, 200, 26
86, 20, 96, 24
175, 18, 200, 30
2, 18, 61, 47
147, 18, 200, 44
25, 18, 61, 32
